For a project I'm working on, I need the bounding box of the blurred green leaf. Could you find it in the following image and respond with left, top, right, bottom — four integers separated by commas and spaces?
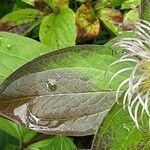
44, 0, 69, 11
0, 129, 19, 150
105, 31, 136, 48
97, 8, 123, 35
124, 9, 139, 23
21, 0, 46, 6
95, 0, 127, 9
141, 0, 150, 22
0, 0, 16, 19
76, 0, 87, 3
21, 0, 36, 5
0, 9, 44, 35
92, 100, 150, 150
4, 144, 19, 150
39, 6, 76, 50
26, 135, 77, 150
0, 118, 37, 144
121, 0, 140, 9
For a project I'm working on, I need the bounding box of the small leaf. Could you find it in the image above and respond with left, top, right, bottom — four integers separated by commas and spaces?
0, 32, 52, 84
44, 0, 69, 11
122, 9, 139, 31
39, 6, 76, 49
97, 8, 123, 35
109, 0, 127, 6
21, 0, 36, 5
0, 9, 44, 35
76, 4, 100, 43
0, 118, 36, 144
21, 0, 45, 6
26, 136, 77, 150
92, 100, 150, 150
121, 0, 141, 9
95, 0, 127, 9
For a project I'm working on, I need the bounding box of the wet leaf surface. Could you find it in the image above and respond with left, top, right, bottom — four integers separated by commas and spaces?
0, 67, 115, 136
0, 45, 130, 136
0, 9, 44, 35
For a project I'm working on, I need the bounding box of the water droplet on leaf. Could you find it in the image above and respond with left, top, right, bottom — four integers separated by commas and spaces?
46, 79, 57, 91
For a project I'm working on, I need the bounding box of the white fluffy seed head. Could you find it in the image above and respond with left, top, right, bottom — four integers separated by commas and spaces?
112, 20, 150, 130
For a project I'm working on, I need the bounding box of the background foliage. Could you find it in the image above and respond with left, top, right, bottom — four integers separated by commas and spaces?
0, 0, 149, 150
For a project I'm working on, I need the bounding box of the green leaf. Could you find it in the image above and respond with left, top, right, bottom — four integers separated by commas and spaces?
44, 0, 69, 11
92, 101, 150, 150
39, 6, 76, 49
97, 8, 123, 35
0, 0, 15, 19
0, 45, 131, 136
124, 10, 139, 23
105, 31, 137, 48
95, 0, 127, 9
26, 136, 77, 150
21, 0, 36, 5
21, 0, 46, 6
140, 0, 150, 21
121, 0, 141, 9
0, 129, 19, 150
0, 9, 44, 35
121, 9, 139, 31
4, 144, 19, 150
0, 118, 36, 144
0, 32, 53, 84
109, 0, 127, 6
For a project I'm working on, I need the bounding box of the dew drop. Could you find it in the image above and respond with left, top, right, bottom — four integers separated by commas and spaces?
46, 79, 57, 91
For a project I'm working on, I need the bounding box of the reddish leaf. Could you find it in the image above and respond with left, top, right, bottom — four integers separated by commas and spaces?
98, 8, 123, 34
76, 4, 100, 43
0, 9, 44, 35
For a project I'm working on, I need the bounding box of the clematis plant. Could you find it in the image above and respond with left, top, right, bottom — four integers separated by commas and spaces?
111, 20, 150, 130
